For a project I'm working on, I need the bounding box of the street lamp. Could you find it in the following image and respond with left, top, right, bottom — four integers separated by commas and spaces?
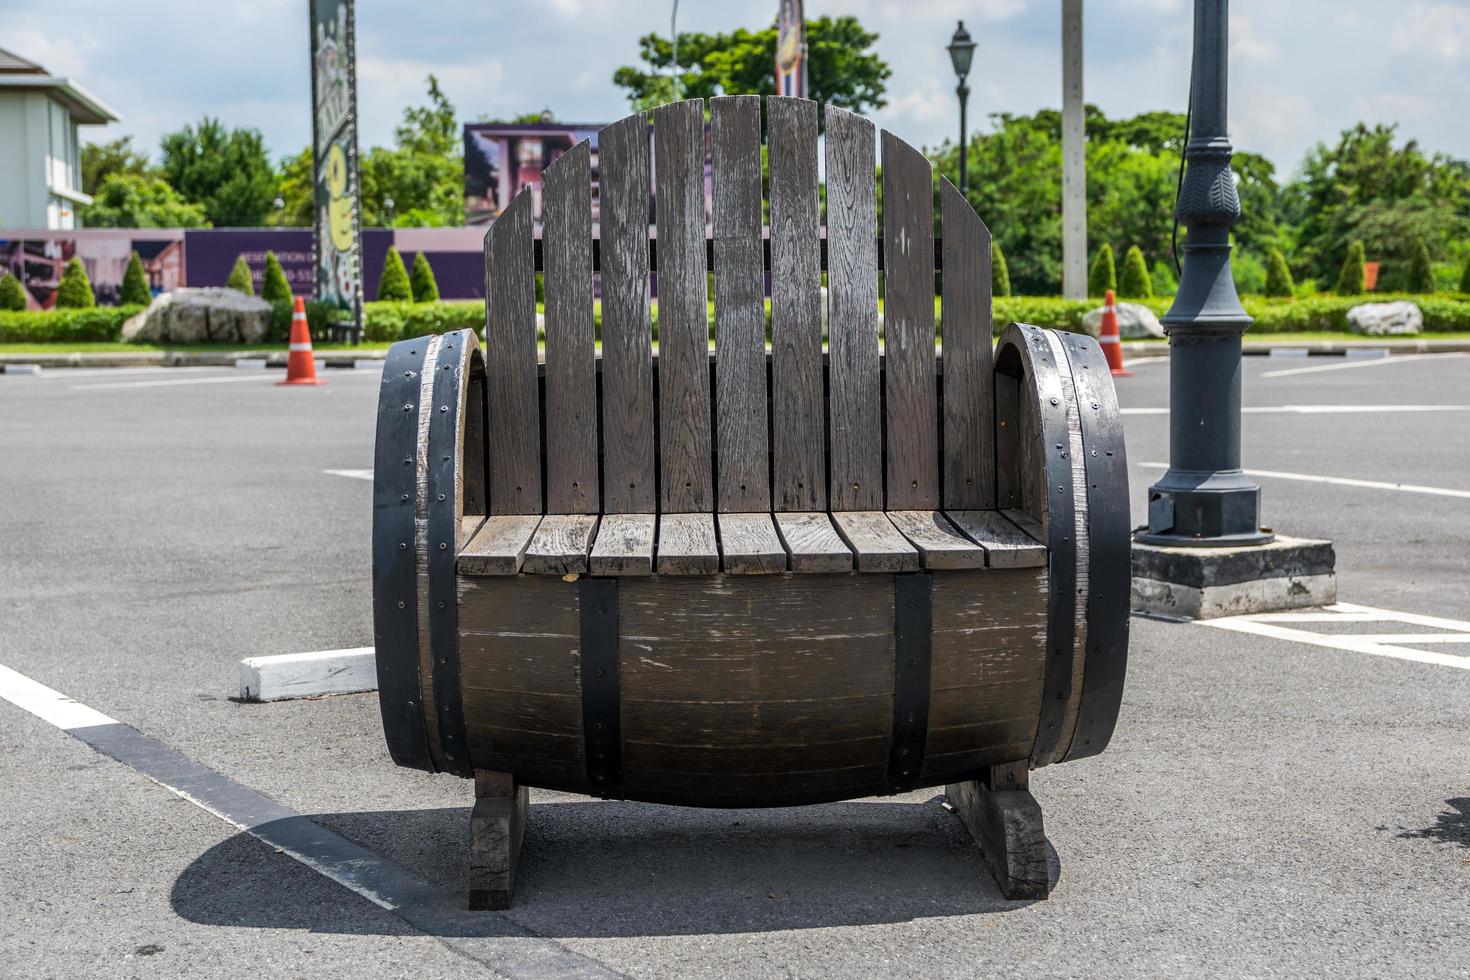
383, 195, 395, 227
947, 21, 976, 196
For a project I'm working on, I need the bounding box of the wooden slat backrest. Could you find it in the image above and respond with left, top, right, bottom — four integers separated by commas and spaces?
484, 189, 541, 516
940, 177, 996, 509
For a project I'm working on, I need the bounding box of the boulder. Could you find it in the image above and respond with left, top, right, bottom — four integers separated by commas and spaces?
122, 288, 273, 345
1081, 301, 1166, 339
1346, 300, 1422, 336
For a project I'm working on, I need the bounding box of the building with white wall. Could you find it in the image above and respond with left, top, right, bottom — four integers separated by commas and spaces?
0, 46, 119, 229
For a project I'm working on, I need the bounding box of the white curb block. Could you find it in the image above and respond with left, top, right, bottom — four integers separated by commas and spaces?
239, 647, 376, 702
234, 358, 268, 369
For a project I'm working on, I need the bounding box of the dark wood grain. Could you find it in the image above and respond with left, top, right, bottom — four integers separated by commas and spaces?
467, 772, 527, 911
830, 511, 920, 573
522, 513, 599, 575
717, 512, 788, 574
458, 514, 542, 576
598, 112, 656, 513
484, 190, 542, 515
885, 510, 986, 570
656, 512, 720, 575
946, 509, 1047, 568
712, 96, 770, 513
653, 99, 714, 514
881, 130, 938, 511
946, 773, 1050, 901
541, 140, 598, 515
773, 512, 853, 573
824, 106, 882, 512
767, 96, 825, 512
940, 176, 995, 510
588, 513, 656, 576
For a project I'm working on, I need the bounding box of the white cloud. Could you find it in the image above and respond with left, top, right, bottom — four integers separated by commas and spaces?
1355, 91, 1436, 126
1229, 13, 1278, 64
1390, 3, 1470, 59
3, 27, 93, 77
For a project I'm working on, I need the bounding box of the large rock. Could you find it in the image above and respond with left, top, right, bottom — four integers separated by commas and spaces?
1081, 301, 1165, 339
1346, 300, 1422, 336
122, 288, 273, 345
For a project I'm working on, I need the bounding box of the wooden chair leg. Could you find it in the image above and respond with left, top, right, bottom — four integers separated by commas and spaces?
946, 761, 1049, 901
468, 770, 527, 911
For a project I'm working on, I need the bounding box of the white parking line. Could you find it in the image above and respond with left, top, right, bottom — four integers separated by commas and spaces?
1202, 602, 1470, 671
325, 468, 372, 481
1137, 462, 1470, 499
1122, 404, 1470, 416
72, 374, 283, 390
1262, 352, 1465, 378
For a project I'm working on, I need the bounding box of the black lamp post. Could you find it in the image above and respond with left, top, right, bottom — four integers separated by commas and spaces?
947, 21, 975, 196
1136, 0, 1271, 548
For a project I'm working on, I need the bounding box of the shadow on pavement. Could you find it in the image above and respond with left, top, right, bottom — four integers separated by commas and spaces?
171, 796, 1060, 936
1396, 797, 1470, 848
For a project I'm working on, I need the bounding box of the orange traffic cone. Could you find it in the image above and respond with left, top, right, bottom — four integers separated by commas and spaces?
278, 296, 326, 386
1099, 289, 1131, 377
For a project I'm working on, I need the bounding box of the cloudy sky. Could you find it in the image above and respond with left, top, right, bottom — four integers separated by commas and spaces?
4, 0, 1467, 176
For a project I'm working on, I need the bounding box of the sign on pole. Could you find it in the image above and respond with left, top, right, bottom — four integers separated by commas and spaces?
309, 0, 363, 328
775, 0, 807, 98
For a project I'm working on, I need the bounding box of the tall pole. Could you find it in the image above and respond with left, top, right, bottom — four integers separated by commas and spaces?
1136, 0, 1271, 547
958, 81, 969, 196
671, 0, 680, 101
1060, 0, 1086, 300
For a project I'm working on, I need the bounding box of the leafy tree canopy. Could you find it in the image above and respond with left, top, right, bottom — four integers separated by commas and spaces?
84, 174, 210, 228
159, 118, 278, 226
360, 75, 464, 227
81, 136, 151, 194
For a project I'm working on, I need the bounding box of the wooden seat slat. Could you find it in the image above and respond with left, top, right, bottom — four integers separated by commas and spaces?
717, 513, 788, 575
484, 191, 541, 516
589, 513, 656, 577
657, 513, 721, 576
774, 512, 853, 574
458, 515, 542, 576
522, 514, 600, 576
940, 177, 997, 510
886, 510, 985, 570
830, 511, 920, 573
1002, 508, 1047, 545
945, 510, 1047, 568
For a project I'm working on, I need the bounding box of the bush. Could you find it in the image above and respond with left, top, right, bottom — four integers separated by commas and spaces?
1264, 248, 1295, 298
55, 257, 96, 309
1233, 251, 1267, 296
1088, 243, 1116, 297
1334, 241, 1366, 295
0, 307, 141, 343
266, 298, 351, 343
377, 247, 412, 302
1461, 253, 1470, 295
1119, 245, 1152, 299
226, 254, 255, 296
363, 301, 483, 342
991, 240, 1011, 298
410, 251, 440, 303
261, 251, 292, 304
1406, 238, 1435, 294
0, 272, 26, 311
120, 251, 152, 306
1150, 259, 1178, 297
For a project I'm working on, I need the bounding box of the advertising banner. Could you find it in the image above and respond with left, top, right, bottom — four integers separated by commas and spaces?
309, 0, 363, 325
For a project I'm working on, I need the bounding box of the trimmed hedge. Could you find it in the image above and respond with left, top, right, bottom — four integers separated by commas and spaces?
0, 306, 142, 343
363, 301, 483, 342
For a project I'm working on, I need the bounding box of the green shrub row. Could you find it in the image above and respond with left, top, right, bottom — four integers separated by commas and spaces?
992, 294, 1470, 334
363, 301, 483, 342
0, 306, 142, 343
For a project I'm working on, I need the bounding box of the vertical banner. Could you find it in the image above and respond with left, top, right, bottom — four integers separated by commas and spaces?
775, 0, 806, 98
309, 0, 363, 327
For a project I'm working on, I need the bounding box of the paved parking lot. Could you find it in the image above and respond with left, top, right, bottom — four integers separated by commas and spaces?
2, 352, 1467, 978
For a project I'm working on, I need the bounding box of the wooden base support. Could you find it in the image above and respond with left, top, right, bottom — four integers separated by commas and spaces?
468, 770, 528, 911
946, 762, 1049, 901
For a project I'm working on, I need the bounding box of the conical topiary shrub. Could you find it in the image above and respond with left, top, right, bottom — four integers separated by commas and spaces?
1334, 241, 1366, 295
1264, 248, 1295, 298
261, 251, 292, 304
991, 240, 1011, 298
0, 271, 28, 311
377, 246, 412, 302
1406, 238, 1435, 294
410, 251, 440, 303
1150, 259, 1178, 297
1088, 243, 1116, 298
120, 251, 152, 306
1119, 244, 1152, 299
226, 254, 255, 296
56, 257, 95, 309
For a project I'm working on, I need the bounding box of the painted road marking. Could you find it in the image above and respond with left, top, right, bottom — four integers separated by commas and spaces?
240, 647, 376, 701
1262, 352, 1465, 378
1202, 603, 1470, 671
1138, 462, 1470, 500
1120, 356, 1168, 368
0, 659, 625, 979
72, 374, 286, 390
325, 468, 373, 481
1122, 404, 1470, 416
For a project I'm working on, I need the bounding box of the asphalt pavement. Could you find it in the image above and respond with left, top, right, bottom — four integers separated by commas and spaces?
1, 353, 1467, 978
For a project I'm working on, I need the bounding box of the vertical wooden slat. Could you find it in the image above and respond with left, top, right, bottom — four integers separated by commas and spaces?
824, 106, 881, 512
881, 130, 938, 511
653, 99, 713, 514
940, 176, 996, 510
711, 95, 770, 514
485, 190, 541, 516
767, 96, 825, 512
598, 112, 657, 514
542, 141, 598, 515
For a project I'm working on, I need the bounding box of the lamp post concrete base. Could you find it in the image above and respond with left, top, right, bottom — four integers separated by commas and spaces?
1131, 535, 1336, 620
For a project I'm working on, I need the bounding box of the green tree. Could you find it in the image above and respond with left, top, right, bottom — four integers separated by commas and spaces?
613, 16, 890, 121
360, 76, 464, 227
261, 251, 292, 304
226, 255, 255, 296
159, 117, 278, 226
1119, 244, 1152, 298
120, 251, 152, 305
1406, 237, 1435, 293
1089, 243, 1116, 297
83, 174, 210, 227
1150, 259, 1178, 296
1334, 241, 1367, 295
1264, 247, 1295, 298
0, 272, 27, 311
1460, 252, 1470, 294
271, 146, 314, 227
991, 240, 1011, 298
81, 136, 151, 194
410, 252, 440, 302
56, 257, 95, 309
1233, 251, 1267, 295
377, 247, 412, 301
